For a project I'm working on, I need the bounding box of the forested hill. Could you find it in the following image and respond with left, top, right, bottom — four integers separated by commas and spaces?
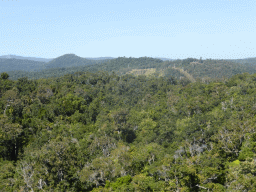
0, 54, 112, 74
5, 56, 165, 80
0, 54, 53, 62
90, 56, 164, 73
44, 54, 110, 69
0, 54, 116, 63
228, 57, 256, 65
0, 58, 48, 73
5, 56, 256, 82
162, 58, 256, 81
1, 70, 256, 191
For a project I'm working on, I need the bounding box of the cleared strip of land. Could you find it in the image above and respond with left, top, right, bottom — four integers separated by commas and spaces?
126, 68, 156, 76
172, 66, 196, 83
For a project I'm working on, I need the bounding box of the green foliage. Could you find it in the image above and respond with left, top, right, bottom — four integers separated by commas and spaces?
1, 72, 10, 80
1, 66, 256, 191
0, 160, 15, 191
16, 77, 37, 96
105, 175, 132, 190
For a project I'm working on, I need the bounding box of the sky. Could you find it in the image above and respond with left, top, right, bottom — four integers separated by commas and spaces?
0, 0, 255, 59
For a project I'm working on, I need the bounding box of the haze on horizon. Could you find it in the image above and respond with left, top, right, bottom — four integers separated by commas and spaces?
0, 0, 255, 60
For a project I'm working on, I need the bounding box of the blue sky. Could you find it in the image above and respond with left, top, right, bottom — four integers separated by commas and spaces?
0, 0, 255, 59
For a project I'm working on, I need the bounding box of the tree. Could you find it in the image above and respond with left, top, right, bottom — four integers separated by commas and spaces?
15, 136, 81, 191
1, 72, 9, 80
0, 160, 15, 191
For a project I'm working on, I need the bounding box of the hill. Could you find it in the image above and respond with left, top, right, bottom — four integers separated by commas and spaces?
4, 56, 256, 82
156, 58, 256, 82
0, 58, 48, 73
0, 54, 53, 62
5, 56, 165, 80
44, 54, 115, 69
0, 54, 113, 75
3, 55, 256, 84
228, 57, 256, 65
43, 54, 100, 69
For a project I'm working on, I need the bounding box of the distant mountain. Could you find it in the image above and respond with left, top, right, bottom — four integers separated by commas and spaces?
228, 57, 256, 65
0, 58, 47, 73
0, 54, 53, 62
0, 54, 114, 73
44, 54, 107, 69
0, 54, 115, 62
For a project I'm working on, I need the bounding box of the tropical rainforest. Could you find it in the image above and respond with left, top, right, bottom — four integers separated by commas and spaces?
1, 55, 256, 191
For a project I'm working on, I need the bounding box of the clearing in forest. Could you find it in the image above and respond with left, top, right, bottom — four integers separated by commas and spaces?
172, 66, 196, 83
127, 68, 156, 76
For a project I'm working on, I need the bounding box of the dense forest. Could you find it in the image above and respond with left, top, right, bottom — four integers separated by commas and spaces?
1, 59, 256, 191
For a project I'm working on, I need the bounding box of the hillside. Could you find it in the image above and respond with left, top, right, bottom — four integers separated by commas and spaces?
158, 58, 256, 82
5, 56, 165, 80
0, 54, 113, 75
228, 57, 256, 65
44, 54, 113, 69
171, 66, 196, 82
0, 58, 48, 73
3, 56, 256, 84
0, 54, 53, 62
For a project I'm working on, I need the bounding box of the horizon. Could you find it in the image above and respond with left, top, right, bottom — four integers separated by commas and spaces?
1, 0, 255, 60
0, 53, 256, 61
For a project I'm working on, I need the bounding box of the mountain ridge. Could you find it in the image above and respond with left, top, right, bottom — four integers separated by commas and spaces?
0, 54, 53, 62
